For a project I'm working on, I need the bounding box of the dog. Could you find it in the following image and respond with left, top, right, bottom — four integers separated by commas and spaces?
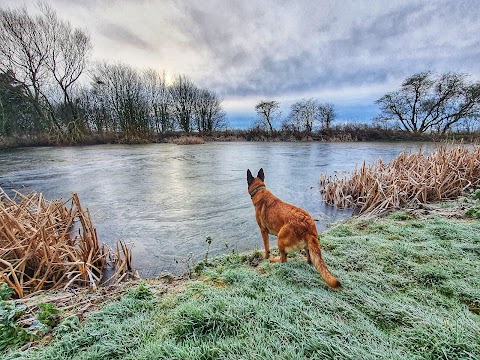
247, 168, 341, 288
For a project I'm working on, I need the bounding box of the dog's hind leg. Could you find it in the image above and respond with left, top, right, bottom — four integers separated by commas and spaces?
270, 227, 290, 263
261, 227, 270, 259
305, 249, 312, 264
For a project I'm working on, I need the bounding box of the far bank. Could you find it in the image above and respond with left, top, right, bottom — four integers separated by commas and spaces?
1, 126, 479, 150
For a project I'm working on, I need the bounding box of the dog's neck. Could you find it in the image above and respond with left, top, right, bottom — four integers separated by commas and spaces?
249, 185, 266, 199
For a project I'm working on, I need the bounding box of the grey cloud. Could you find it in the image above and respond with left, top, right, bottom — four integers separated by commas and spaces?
98, 21, 154, 51
43, 0, 479, 104
172, 1, 334, 92
7, 0, 480, 98
169, 1, 418, 97
216, 1, 477, 98
52, 0, 153, 8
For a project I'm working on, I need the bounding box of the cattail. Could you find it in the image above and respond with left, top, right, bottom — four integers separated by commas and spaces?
320, 143, 480, 215
0, 189, 133, 298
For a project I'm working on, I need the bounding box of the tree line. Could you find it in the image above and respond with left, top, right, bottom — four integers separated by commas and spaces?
0, 4, 226, 142
255, 71, 480, 135
1, 4, 479, 144
254, 99, 337, 133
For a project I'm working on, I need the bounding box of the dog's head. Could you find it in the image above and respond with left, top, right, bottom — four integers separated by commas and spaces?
247, 168, 265, 192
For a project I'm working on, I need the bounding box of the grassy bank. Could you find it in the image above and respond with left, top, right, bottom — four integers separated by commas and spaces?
3, 200, 479, 359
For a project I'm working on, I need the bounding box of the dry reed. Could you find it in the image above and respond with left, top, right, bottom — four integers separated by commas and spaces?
0, 189, 133, 298
172, 136, 205, 145
320, 143, 480, 215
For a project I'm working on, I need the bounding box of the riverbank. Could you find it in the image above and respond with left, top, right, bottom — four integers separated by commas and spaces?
1, 127, 479, 149
2, 195, 479, 359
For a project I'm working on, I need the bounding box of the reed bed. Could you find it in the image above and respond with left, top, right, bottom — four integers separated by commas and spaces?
172, 136, 205, 145
320, 144, 480, 215
0, 189, 133, 298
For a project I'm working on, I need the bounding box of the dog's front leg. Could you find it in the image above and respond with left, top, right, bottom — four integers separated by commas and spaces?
261, 227, 270, 259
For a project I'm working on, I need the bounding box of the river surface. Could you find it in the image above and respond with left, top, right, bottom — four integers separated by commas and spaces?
0, 141, 436, 275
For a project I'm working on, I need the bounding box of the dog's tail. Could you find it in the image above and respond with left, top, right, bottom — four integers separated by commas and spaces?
307, 234, 341, 289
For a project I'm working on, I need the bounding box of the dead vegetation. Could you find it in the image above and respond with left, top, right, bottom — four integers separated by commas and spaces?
0, 189, 134, 298
16, 275, 184, 329
320, 143, 480, 215
171, 136, 205, 145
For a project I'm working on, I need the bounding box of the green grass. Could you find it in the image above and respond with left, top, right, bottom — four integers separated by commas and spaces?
3, 214, 480, 360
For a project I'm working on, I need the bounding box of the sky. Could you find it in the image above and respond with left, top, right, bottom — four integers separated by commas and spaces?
2, 0, 480, 129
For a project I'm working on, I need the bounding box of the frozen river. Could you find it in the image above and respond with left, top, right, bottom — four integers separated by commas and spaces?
0, 141, 435, 275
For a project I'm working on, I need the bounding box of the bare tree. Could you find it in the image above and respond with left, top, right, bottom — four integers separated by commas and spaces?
0, 4, 91, 138
169, 74, 197, 132
143, 69, 175, 133
254, 100, 280, 133
287, 99, 324, 133
92, 62, 149, 135
300, 99, 318, 133
375, 71, 480, 134
0, 6, 55, 130
287, 101, 304, 132
194, 88, 226, 132
76, 85, 113, 133
40, 4, 91, 133
455, 116, 480, 134
318, 102, 337, 129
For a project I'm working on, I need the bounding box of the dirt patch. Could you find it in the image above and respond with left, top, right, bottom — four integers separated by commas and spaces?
15, 275, 187, 328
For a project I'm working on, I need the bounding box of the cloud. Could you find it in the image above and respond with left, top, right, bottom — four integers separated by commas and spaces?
2, 0, 479, 118
170, 2, 369, 93
167, 0, 480, 106
97, 21, 154, 51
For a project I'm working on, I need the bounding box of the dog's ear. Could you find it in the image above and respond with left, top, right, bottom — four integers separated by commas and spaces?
257, 168, 265, 182
247, 169, 254, 186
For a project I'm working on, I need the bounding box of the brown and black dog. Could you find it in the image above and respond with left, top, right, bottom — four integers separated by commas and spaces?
247, 168, 341, 288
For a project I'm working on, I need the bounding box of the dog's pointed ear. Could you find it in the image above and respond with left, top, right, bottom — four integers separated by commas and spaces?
257, 168, 265, 182
247, 169, 254, 186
